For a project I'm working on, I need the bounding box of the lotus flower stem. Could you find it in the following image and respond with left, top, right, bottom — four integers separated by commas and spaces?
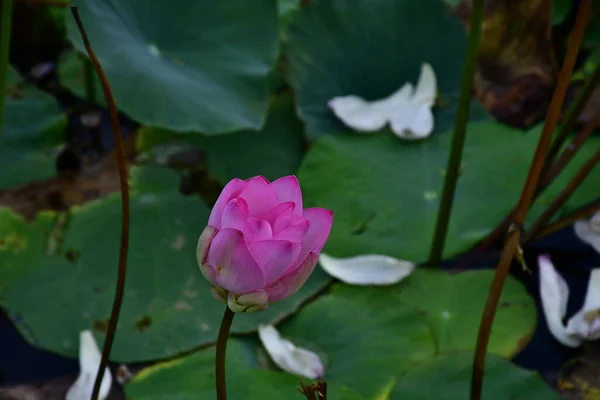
216, 306, 235, 400
70, 6, 131, 400
523, 148, 600, 243
470, 1, 592, 399
0, 0, 13, 146
428, 0, 484, 265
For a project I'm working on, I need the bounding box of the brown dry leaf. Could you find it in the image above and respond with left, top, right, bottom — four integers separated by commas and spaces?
0, 135, 136, 219
456, 0, 557, 128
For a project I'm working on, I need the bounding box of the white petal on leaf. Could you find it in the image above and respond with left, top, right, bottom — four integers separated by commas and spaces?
538, 255, 582, 348
574, 211, 600, 254
258, 324, 324, 380
66, 330, 112, 400
318, 253, 415, 285
390, 103, 434, 140
328, 63, 436, 139
566, 268, 600, 341
327, 96, 388, 132
412, 63, 437, 105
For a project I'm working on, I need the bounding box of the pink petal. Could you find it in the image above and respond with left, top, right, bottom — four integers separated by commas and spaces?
220, 198, 249, 231
270, 176, 303, 216
299, 208, 334, 261
245, 218, 273, 242
208, 179, 247, 229
267, 252, 319, 303
238, 176, 278, 218
247, 176, 271, 184
275, 219, 309, 242
263, 202, 295, 226
206, 228, 266, 294
254, 220, 274, 241
249, 240, 302, 286
274, 215, 306, 234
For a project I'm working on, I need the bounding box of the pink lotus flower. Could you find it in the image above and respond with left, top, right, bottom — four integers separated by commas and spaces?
197, 176, 333, 313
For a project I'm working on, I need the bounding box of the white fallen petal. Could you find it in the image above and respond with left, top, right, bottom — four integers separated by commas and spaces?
412, 63, 437, 105
390, 103, 434, 140
319, 253, 415, 285
328, 63, 436, 139
258, 324, 323, 380
538, 255, 582, 348
66, 330, 112, 400
328, 95, 388, 132
574, 212, 600, 254
566, 268, 600, 341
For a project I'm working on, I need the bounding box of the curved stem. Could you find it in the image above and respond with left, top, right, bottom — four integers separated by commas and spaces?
470, 1, 591, 399
523, 148, 600, 243
532, 199, 600, 240
70, 6, 131, 400
216, 306, 235, 400
453, 96, 600, 271
0, 0, 13, 146
544, 62, 600, 170
428, 0, 485, 265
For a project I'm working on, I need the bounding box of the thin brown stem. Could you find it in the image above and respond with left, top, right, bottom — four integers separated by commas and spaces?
470, 1, 591, 399
523, 149, 600, 243
454, 70, 600, 271
540, 110, 600, 188
532, 199, 600, 240
70, 6, 131, 400
216, 306, 235, 400
544, 63, 600, 169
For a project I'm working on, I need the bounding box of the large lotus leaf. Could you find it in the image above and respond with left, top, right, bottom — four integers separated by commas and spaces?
0, 147, 63, 190
66, 0, 279, 133
389, 351, 560, 400
0, 166, 331, 361
277, 268, 534, 398
126, 269, 539, 399
283, 0, 489, 139
278, 283, 434, 398
137, 93, 306, 183
396, 269, 535, 356
126, 338, 365, 400
298, 121, 600, 261
1, 67, 66, 189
